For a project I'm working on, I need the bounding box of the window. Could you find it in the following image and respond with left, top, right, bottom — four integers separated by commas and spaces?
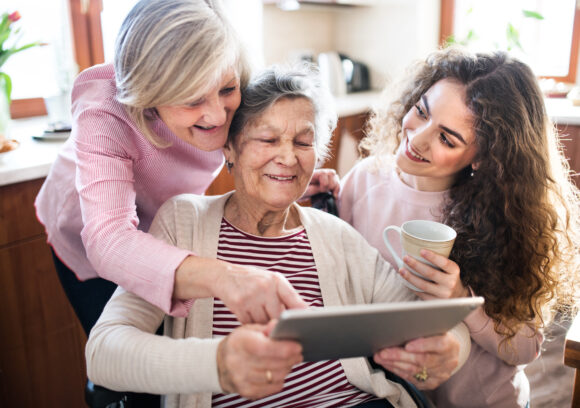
7, 0, 263, 119
3, 0, 103, 118
440, 0, 579, 83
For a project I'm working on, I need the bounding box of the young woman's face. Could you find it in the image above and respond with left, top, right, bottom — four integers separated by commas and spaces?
396, 79, 478, 191
225, 97, 317, 212
156, 69, 241, 151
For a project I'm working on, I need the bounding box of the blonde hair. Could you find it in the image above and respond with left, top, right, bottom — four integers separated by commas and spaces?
114, 0, 251, 146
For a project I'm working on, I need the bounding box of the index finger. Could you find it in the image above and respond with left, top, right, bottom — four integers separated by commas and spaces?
419, 249, 454, 272
276, 276, 308, 310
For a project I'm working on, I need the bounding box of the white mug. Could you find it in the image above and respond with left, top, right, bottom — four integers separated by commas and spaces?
383, 220, 456, 291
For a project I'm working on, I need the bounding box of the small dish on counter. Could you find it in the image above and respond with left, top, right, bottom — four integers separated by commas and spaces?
0, 138, 19, 153
0, 139, 20, 162
567, 86, 580, 106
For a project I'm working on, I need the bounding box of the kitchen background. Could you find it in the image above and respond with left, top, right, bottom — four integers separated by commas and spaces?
0, 0, 579, 407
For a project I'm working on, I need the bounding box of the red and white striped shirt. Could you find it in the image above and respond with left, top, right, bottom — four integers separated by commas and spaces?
211, 218, 377, 408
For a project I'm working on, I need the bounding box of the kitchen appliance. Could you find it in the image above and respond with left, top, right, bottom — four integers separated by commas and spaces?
317, 51, 370, 96
340, 53, 370, 93
317, 51, 347, 97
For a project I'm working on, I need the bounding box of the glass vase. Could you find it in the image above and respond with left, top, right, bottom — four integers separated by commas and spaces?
0, 77, 10, 148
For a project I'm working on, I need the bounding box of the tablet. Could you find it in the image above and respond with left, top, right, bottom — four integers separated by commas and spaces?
270, 297, 483, 361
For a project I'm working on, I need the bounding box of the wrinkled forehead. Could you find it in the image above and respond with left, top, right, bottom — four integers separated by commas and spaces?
249, 97, 315, 129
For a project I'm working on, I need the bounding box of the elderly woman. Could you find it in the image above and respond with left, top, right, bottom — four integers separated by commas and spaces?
85, 65, 470, 408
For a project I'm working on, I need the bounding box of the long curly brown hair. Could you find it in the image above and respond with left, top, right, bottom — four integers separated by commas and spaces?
361, 46, 580, 341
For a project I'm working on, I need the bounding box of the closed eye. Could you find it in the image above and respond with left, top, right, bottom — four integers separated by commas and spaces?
439, 133, 455, 148
220, 86, 237, 96
186, 98, 204, 107
415, 104, 427, 119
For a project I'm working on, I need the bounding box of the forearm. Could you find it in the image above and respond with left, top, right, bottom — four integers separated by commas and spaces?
464, 306, 542, 365
173, 255, 230, 300
448, 322, 471, 374
86, 288, 223, 394
82, 224, 192, 316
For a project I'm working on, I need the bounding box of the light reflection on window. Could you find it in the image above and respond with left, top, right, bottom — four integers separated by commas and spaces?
2, 0, 76, 100
452, 0, 576, 77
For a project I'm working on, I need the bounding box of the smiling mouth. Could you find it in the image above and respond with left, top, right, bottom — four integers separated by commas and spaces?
266, 174, 295, 181
193, 124, 218, 131
405, 139, 429, 162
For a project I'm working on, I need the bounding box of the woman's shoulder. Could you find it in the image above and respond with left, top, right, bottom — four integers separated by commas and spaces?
72, 63, 135, 127
165, 193, 230, 208
344, 156, 395, 185
73, 63, 118, 107
340, 156, 397, 205
159, 193, 231, 218
298, 204, 371, 241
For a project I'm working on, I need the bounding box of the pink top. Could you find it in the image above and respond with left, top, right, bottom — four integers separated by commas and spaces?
339, 157, 542, 408
35, 63, 224, 317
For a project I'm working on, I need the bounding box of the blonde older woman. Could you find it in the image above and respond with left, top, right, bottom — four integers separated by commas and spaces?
35, 0, 341, 341
85, 65, 470, 408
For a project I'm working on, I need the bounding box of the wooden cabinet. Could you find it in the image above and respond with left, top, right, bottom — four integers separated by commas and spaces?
0, 179, 88, 407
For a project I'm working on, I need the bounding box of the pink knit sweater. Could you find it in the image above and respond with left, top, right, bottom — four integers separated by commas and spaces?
339, 157, 542, 408
35, 64, 224, 316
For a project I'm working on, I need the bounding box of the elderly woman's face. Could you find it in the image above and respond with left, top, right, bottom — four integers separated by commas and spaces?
227, 97, 317, 211
156, 68, 241, 151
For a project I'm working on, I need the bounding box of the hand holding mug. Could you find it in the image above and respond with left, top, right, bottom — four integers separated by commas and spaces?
383, 220, 468, 299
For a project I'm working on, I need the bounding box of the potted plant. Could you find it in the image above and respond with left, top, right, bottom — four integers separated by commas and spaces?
0, 10, 43, 153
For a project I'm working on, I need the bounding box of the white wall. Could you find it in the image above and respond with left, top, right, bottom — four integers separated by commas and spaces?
260, 0, 441, 89
334, 0, 440, 89
224, 0, 265, 68
262, 6, 336, 66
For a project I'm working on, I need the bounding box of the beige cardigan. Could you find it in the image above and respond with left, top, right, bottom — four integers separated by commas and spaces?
86, 193, 470, 408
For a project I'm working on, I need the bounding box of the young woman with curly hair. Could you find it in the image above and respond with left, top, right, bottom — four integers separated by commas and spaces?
339, 46, 580, 407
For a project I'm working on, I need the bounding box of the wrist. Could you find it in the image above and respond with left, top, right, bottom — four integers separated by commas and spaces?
216, 336, 234, 393
173, 255, 215, 300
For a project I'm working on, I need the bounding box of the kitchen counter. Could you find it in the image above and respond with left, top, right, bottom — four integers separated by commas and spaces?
545, 97, 580, 126
2, 94, 580, 187
333, 90, 382, 117
0, 116, 68, 186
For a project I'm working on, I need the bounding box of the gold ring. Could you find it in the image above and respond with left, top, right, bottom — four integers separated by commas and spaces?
414, 367, 428, 382
266, 370, 273, 384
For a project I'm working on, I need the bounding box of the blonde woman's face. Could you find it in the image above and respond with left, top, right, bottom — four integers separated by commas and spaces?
396, 79, 478, 191
156, 69, 241, 151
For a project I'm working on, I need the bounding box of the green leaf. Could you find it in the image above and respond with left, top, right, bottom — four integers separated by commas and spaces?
0, 72, 12, 104
522, 10, 544, 20
466, 29, 476, 42
506, 23, 523, 52
444, 34, 457, 47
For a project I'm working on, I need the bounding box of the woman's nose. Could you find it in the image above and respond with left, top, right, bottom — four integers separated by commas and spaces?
202, 96, 227, 125
276, 142, 298, 166
408, 124, 432, 149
